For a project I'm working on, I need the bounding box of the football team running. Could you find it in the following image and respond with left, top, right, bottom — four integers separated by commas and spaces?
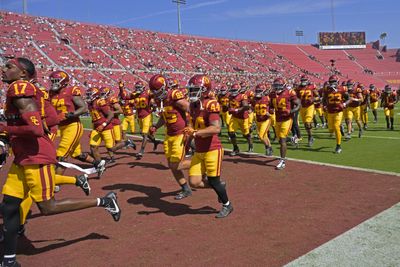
0, 57, 398, 266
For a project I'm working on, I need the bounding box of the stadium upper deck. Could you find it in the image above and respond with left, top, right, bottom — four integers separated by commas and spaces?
0, 11, 398, 88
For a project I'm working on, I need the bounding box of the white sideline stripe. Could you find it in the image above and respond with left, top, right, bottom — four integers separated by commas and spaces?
83, 128, 399, 177
315, 132, 400, 140
284, 203, 400, 267
229, 149, 400, 177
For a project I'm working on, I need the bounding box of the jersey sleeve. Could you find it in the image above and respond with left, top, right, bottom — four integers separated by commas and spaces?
289, 89, 298, 101
109, 96, 119, 105
205, 99, 221, 114
71, 86, 83, 96
171, 89, 184, 101
7, 81, 36, 98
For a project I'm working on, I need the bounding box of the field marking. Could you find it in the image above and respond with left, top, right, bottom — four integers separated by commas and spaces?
314, 131, 400, 140
230, 150, 400, 177
285, 203, 400, 267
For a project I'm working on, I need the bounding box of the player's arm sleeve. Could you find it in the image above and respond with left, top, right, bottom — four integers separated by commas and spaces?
6, 98, 44, 137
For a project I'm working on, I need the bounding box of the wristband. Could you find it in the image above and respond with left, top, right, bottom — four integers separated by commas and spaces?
193, 131, 197, 138
102, 122, 107, 127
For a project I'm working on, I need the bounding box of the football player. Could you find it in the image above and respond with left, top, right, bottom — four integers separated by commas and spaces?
49, 71, 106, 177
381, 85, 397, 130
269, 78, 300, 170
296, 75, 319, 147
148, 74, 192, 200
101, 86, 136, 162
323, 75, 350, 153
368, 84, 380, 123
344, 79, 363, 139
119, 81, 137, 141
217, 85, 231, 129
227, 83, 252, 155
0, 58, 121, 267
251, 83, 273, 155
359, 83, 370, 130
131, 80, 160, 159
184, 74, 233, 218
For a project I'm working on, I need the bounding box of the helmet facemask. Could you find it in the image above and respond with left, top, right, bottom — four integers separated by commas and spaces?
188, 85, 203, 103
50, 77, 65, 92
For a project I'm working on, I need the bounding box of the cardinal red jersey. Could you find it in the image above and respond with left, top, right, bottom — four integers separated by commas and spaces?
121, 99, 136, 116
369, 90, 381, 103
217, 94, 230, 112
157, 89, 187, 136
314, 88, 324, 108
5, 80, 57, 165
229, 93, 249, 119
107, 95, 121, 126
190, 98, 222, 153
382, 91, 397, 110
134, 90, 152, 119
50, 86, 84, 126
348, 87, 363, 107
324, 86, 347, 113
296, 84, 317, 108
270, 89, 298, 122
245, 90, 255, 102
361, 89, 370, 105
38, 87, 59, 134
88, 98, 113, 130
252, 95, 271, 122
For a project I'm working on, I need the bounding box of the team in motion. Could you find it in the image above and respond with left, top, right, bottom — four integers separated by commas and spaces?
0, 57, 397, 266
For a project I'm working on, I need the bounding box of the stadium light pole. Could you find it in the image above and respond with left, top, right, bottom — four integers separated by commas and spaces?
23, 0, 27, 14
330, 0, 335, 32
172, 0, 186, 34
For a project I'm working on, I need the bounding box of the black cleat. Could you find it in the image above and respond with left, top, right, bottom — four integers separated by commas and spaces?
335, 145, 342, 154
125, 139, 136, 150
106, 157, 116, 164
358, 129, 363, 138
76, 174, 91, 196
247, 145, 254, 153
1, 260, 21, 267
229, 149, 240, 156
308, 137, 314, 147
153, 140, 160, 151
136, 151, 144, 160
104, 192, 121, 222
265, 146, 273, 156
174, 189, 192, 200
95, 159, 106, 178
215, 203, 233, 218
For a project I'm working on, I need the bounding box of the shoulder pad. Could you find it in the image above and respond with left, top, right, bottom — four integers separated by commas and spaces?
172, 89, 184, 101
97, 99, 108, 106
7, 80, 36, 98
205, 99, 220, 113
109, 97, 119, 104
71, 86, 83, 96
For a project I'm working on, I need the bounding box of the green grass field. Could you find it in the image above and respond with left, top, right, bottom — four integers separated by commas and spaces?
81, 110, 400, 173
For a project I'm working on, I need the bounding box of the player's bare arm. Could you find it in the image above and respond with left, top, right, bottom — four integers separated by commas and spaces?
72, 95, 88, 116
